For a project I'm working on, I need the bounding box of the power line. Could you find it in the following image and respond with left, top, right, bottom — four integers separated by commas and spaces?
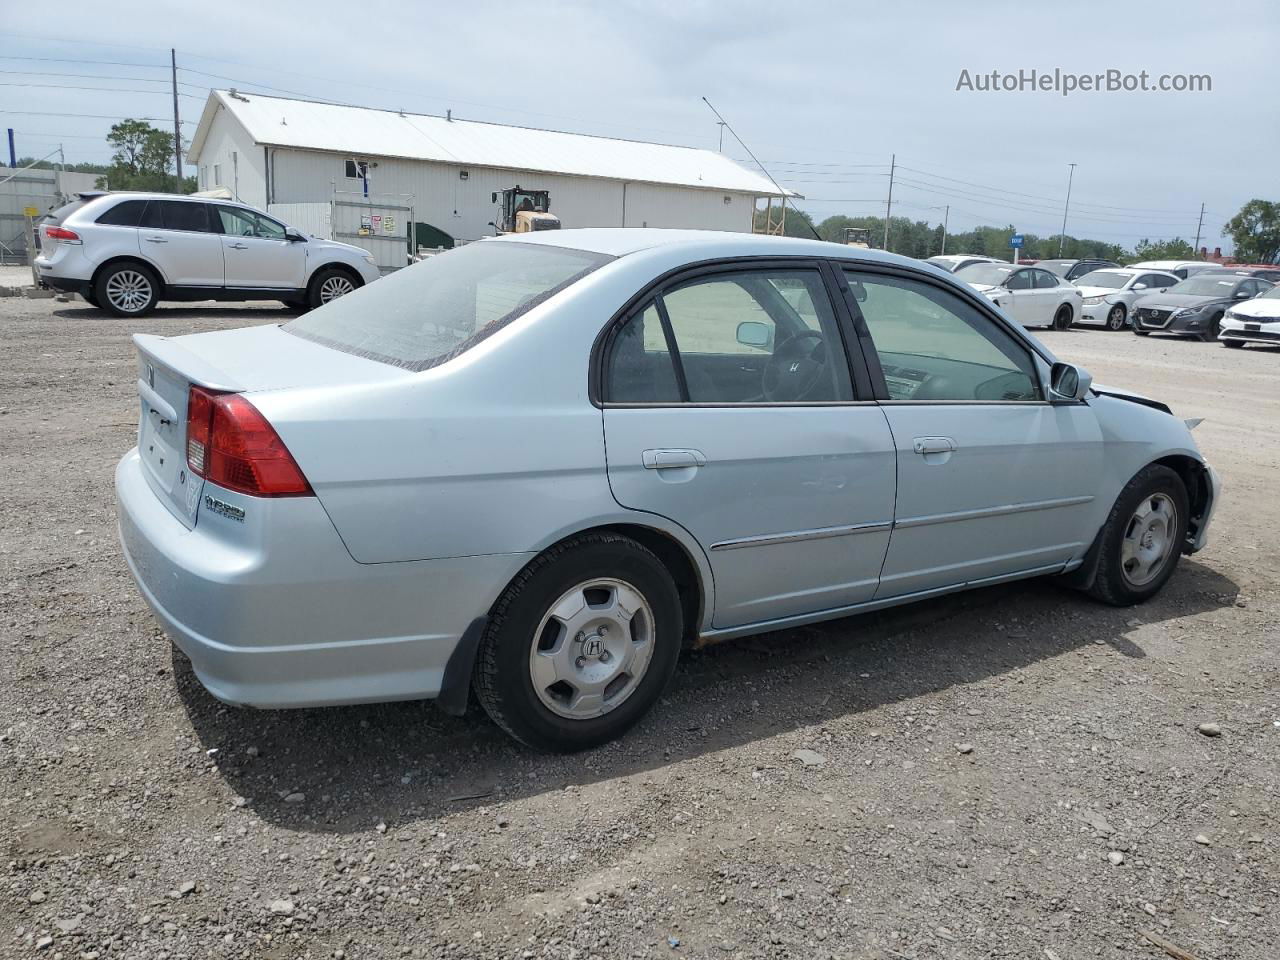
0, 110, 195, 123
0, 69, 200, 89
0, 81, 202, 99
0, 54, 167, 70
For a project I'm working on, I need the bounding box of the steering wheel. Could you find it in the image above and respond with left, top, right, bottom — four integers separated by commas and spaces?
761, 330, 830, 402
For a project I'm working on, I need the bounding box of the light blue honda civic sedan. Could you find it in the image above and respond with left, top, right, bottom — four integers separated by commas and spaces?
116, 230, 1219, 750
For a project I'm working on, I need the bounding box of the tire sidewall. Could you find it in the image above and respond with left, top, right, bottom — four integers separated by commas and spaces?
95, 262, 158, 317
1094, 465, 1190, 604
308, 268, 357, 309
479, 539, 683, 751
1055, 305, 1073, 330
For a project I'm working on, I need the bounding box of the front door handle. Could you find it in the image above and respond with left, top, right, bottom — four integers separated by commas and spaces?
913, 437, 957, 455
642, 448, 707, 470
143, 236, 167, 244
227, 242, 248, 250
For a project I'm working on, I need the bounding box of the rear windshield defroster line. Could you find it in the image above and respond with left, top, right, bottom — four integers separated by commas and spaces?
283, 242, 614, 372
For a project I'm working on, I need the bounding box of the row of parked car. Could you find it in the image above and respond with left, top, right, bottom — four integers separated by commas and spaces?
924, 254, 1280, 349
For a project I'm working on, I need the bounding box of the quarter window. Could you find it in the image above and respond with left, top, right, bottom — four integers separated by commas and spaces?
95, 199, 148, 227
845, 270, 1041, 403
605, 269, 852, 404
1034, 269, 1060, 289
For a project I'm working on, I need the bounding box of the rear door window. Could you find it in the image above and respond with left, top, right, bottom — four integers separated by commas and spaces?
141, 200, 214, 232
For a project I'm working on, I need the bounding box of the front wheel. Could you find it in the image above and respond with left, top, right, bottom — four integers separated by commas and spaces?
307, 268, 359, 309
1105, 304, 1126, 331
1223, 338, 1245, 349
473, 533, 683, 751
1134, 330, 1150, 337
1086, 464, 1189, 606
1202, 313, 1223, 342
1053, 305, 1073, 330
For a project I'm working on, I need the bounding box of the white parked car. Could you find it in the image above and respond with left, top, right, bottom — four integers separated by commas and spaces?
925, 254, 1003, 273
954, 261, 1082, 329
1219, 283, 1280, 348
1075, 268, 1180, 331
35, 191, 381, 316
115, 229, 1219, 751
1127, 260, 1228, 281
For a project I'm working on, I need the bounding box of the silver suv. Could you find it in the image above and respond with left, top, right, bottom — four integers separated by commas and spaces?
35, 192, 381, 316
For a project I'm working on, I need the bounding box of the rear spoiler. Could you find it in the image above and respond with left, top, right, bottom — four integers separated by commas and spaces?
133, 334, 243, 392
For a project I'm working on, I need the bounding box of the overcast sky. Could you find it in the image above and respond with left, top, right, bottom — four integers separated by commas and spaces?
4, 0, 1277, 251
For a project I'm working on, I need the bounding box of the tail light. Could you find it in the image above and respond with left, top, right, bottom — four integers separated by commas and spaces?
44, 225, 82, 244
186, 386, 312, 497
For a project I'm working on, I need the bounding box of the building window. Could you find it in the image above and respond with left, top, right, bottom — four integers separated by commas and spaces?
344, 159, 368, 180
213, 164, 222, 186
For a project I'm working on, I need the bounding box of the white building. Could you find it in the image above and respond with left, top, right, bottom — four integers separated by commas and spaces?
187, 90, 790, 267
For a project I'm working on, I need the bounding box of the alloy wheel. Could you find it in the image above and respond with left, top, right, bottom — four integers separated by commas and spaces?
1107, 305, 1126, 331
105, 270, 152, 313
318, 275, 356, 303
1120, 493, 1178, 587
528, 578, 655, 720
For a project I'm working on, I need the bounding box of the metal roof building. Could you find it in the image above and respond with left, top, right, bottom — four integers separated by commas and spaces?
187, 90, 788, 265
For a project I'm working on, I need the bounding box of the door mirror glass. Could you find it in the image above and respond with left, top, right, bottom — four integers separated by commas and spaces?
735, 320, 773, 349
1049, 361, 1092, 402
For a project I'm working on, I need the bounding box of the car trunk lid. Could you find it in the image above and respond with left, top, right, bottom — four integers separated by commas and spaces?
132, 324, 408, 528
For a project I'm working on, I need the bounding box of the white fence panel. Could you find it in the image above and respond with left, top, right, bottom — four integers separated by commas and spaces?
268, 202, 333, 240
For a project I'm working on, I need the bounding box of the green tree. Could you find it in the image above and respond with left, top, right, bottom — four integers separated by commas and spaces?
1223, 200, 1280, 264
1131, 237, 1195, 262
100, 119, 195, 193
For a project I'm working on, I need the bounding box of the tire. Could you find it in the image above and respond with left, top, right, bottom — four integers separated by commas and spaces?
94, 262, 159, 317
1105, 304, 1126, 331
280, 298, 308, 311
1053, 305, 1073, 330
473, 533, 683, 751
1223, 338, 1245, 349
307, 267, 359, 309
1202, 313, 1222, 342
81, 289, 100, 308
1134, 330, 1150, 337
1086, 464, 1189, 606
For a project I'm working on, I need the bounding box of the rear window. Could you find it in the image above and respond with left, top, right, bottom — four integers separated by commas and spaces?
284, 241, 613, 371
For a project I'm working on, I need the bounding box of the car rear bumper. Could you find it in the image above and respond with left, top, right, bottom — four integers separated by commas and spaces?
115, 449, 531, 708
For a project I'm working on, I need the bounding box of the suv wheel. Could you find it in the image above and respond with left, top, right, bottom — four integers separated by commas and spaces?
473, 533, 683, 751
96, 263, 158, 317
308, 268, 358, 309
1086, 464, 1189, 606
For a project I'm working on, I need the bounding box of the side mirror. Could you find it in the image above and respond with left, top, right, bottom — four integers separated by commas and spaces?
1234, 290, 1251, 299
1048, 361, 1092, 403
1131, 283, 1147, 291
847, 279, 868, 303
285, 229, 306, 243
736, 320, 773, 349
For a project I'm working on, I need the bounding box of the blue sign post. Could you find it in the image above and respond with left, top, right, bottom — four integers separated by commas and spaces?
1009, 233, 1024, 249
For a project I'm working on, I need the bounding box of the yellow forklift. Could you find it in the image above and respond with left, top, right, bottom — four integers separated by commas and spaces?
491, 186, 561, 234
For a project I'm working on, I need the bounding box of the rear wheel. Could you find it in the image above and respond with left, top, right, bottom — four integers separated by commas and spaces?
1223, 338, 1245, 349
95, 262, 158, 317
307, 267, 358, 309
1105, 304, 1126, 331
1053, 305, 1073, 330
473, 533, 683, 751
1202, 313, 1223, 342
1086, 464, 1189, 606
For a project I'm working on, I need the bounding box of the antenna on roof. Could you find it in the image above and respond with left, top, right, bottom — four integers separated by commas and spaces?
701, 97, 816, 241
446, 109, 452, 122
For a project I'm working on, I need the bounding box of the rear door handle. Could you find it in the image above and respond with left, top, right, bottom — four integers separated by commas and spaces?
642, 448, 707, 470
143, 236, 167, 244
913, 437, 957, 455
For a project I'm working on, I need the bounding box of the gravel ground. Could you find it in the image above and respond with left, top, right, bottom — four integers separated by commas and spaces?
1, 297, 1277, 960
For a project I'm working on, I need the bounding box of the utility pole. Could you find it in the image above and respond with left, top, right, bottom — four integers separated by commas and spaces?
883, 153, 896, 250
170, 48, 183, 186
1058, 162, 1076, 257
1193, 202, 1206, 258
940, 204, 950, 255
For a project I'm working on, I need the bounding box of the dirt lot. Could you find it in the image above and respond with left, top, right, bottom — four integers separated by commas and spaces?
2, 297, 1277, 960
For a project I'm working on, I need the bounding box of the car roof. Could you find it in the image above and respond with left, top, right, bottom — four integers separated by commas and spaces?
489, 227, 923, 266
83, 191, 248, 208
